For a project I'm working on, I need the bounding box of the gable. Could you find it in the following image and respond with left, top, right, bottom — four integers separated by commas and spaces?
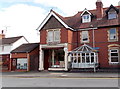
81, 9, 92, 16
37, 10, 74, 31
42, 16, 64, 30
105, 5, 119, 14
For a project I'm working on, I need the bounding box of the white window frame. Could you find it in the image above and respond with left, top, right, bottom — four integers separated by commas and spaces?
81, 31, 89, 43
47, 30, 53, 42
82, 14, 91, 23
108, 11, 117, 20
47, 29, 60, 43
108, 28, 117, 41
109, 49, 119, 64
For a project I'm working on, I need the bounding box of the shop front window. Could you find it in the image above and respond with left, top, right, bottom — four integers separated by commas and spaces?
49, 49, 65, 68
17, 58, 27, 69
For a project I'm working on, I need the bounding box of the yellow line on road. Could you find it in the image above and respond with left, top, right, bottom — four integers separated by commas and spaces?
1, 76, 120, 79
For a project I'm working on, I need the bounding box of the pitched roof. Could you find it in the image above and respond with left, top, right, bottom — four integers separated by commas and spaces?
43, 5, 120, 30
1, 36, 23, 45
11, 43, 39, 53
37, 10, 74, 31
106, 4, 119, 14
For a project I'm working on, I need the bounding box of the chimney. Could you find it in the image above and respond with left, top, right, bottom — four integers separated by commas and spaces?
0, 30, 5, 39
96, 0, 103, 20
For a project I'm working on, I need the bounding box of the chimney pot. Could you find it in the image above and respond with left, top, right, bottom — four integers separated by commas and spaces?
97, 0, 102, 2
0, 30, 5, 39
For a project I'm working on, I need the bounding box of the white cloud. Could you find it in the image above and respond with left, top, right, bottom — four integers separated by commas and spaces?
34, 0, 119, 16
0, 0, 119, 43
0, 0, 33, 3
0, 4, 46, 42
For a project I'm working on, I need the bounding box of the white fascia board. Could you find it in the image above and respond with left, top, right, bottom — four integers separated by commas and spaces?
37, 11, 74, 31
81, 9, 92, 16
78, 27, 98, 31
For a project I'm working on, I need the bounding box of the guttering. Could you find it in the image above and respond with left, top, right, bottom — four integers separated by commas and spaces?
77, 27, 98, 31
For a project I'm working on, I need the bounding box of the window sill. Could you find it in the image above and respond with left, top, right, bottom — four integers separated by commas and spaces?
81, 41, 89, 44
108, 40, 118, 42
108, 18, 117, 20
109, 62, 119, 65
47, 41, 60, 45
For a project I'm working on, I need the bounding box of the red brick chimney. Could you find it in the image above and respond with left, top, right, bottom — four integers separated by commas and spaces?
0, 30, 5, 39
96, 0, 103, 20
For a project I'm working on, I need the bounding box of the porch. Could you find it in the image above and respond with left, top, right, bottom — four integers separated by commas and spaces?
39, 43, 68, 71
68, 44, 99, 72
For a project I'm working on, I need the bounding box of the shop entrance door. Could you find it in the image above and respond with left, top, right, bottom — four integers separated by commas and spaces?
44, 50, 50, 70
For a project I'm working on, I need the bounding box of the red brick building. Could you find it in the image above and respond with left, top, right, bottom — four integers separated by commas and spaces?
0, 35, 28, 71
10, 43, 39, 72
38, 0, 120, 71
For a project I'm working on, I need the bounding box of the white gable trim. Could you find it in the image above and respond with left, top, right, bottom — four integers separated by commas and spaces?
37, 11, 74, 31
81, 9, 92, 16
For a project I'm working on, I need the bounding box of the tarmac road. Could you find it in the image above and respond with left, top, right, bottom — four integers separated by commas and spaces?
1, 71, 119, 87
2, 77, 119, 87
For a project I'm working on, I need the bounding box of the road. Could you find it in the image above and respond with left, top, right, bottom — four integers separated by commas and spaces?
2, 77, 119, 87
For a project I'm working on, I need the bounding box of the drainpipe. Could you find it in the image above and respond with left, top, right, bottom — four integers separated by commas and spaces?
77, 30, 79, 47
90, 25, 95, 48
9, 53, 12, 71
92, 28, 95, 48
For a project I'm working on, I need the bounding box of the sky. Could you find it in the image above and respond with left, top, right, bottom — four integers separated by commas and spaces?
0, 0, 120, 43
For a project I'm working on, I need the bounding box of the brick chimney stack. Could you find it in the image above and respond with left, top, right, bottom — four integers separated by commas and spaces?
0, 30, 5, 39
96, 0, 103, 20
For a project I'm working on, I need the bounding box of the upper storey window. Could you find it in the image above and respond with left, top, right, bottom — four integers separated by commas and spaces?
106, 5, 119, 20
47, 29, 60, 43
81, 31, 89, 43
82, 14, 91, 23
108, 11, 117, 19
81, 9, 92, 23
108, 28, 118, 42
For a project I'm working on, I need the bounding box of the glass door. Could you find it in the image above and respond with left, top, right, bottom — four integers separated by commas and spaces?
49, 49, 65, 68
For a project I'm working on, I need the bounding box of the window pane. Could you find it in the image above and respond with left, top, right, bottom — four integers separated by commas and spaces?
82, 57, 85, 63
91, 57, 94, 63
109, 29, 116, 34
86, 57, 90, 63
82, 31, 89, 42
111, 50, 117, 52
82, 14, 91, 23
83, 15, 89, 20
78, 57, 81, 63
17, 58, 27, 69
111, 57, 118, 62
48, 31, 53, 42
111, 53, 118, 56
110, 49, 119, 63
109, 28, 116, 40
54, 30, 60, 41
108, 12, 117, 19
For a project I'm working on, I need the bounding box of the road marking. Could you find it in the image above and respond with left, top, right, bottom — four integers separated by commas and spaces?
49, 73, 63, 75
1, 76, 120, 79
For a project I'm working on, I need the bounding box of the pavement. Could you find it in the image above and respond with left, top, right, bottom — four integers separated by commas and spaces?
1, 70, 120, 78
